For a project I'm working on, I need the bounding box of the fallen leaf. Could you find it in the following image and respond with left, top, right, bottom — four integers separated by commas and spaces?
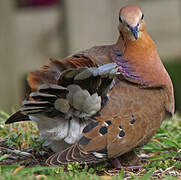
36, 175, 47, 180
12, 166, 24, 175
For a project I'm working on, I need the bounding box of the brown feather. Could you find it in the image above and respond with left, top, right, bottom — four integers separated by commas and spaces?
27, 55, 98, 91
46, 144, 105, 165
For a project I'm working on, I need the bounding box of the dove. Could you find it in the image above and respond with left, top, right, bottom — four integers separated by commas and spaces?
6, 5, 174, 168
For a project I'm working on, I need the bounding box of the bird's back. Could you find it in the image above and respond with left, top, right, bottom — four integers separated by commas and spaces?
79, 45, 114, 65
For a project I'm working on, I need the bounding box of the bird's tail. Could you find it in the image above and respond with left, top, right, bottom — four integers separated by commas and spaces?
5, 111, 30, 124
5, 83, 69, 124
46, 143, 105, 165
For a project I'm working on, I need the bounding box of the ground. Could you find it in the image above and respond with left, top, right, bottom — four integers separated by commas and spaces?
0, 111, 181, 180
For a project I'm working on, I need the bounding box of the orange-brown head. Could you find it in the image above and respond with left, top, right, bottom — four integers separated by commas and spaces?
118, 5, 145, 41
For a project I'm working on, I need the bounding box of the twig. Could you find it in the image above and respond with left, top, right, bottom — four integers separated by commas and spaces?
0, 146, 38, 162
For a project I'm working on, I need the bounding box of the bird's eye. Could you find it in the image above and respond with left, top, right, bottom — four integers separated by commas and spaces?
141, 14, 144, 20
119, 16, 123, 23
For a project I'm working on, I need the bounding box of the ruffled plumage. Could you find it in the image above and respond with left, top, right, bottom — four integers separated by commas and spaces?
5, 5, 174, 166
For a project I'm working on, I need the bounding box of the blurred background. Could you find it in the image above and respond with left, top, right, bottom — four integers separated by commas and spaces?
0, 0, 181, 113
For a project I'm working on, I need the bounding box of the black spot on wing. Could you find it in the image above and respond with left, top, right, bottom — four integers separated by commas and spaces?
119, 130, 125, 138
79, 136, 91, 146
99, 126, 107, 136
130, 119, 135, 124
130, 115, 135, 124
83, 121, 99, 133
91, 112, 101, 120
105, 120, 112, 126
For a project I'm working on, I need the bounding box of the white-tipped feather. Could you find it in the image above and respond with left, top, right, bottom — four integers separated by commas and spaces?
93, 152, 106, 158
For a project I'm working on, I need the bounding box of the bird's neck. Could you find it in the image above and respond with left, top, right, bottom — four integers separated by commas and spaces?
115, 31, 156, 57
114, 31, 175, 116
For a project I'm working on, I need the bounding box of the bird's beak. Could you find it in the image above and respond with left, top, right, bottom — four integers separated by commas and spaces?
129, 25, 139, 40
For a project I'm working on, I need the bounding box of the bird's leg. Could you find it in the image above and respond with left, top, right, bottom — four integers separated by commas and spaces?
109, 158, 122, 169
109, 150, 142, 169
117, 150, 142, 169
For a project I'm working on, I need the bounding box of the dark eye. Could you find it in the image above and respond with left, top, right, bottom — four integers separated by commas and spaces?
141, 14, 144, 20
119, 16, 123, 23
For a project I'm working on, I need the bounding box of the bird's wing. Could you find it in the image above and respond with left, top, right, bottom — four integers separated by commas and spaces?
46, 48, 174, 165
6, 54, 119, 164
6, 54, 118, 125
46, 79, 166, 165
46, 118, 109, 165
27, 54, 98, 91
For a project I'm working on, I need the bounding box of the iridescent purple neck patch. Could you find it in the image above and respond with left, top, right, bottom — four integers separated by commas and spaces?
113, 49, 146, 85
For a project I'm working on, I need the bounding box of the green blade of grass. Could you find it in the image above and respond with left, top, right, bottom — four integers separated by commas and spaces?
0, 154, 9, 161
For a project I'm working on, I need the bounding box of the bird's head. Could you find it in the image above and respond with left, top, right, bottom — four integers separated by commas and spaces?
118, 5, 145, 41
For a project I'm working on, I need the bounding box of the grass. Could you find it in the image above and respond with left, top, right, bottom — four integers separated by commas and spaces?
0, 111, 181, 179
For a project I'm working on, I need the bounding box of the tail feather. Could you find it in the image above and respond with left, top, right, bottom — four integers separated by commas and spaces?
72, 144, 100, 163
22, 100, 52, 107
5, 111, 30, 124
29, 92, 57, 102
46, 152, 62, 166
20, 107, 47, 115
46, 144, 105, 166
38, 84, 68, 97
65, 145, 75, 162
